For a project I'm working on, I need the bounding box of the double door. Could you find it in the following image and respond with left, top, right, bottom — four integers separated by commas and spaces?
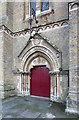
30, 66, 50, 98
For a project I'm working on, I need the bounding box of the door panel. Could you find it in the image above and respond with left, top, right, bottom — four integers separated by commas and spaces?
30, 66, 50, 98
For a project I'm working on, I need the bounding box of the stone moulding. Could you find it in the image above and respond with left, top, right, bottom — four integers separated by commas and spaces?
70, 2, 79, 10
0, 19, 68, 38
17, 33, 62, 100
18, 33, 61, 73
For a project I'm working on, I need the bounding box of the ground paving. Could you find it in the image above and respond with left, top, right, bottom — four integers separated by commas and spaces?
2, 96, 78, 119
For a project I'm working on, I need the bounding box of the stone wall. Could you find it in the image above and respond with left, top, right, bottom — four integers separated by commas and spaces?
40, 25, 69, 70
13, 24, 69, 70
65, 2, 79, 114
6, 2, 14, 31
5, 2, 68, 32
0, 0, 79, 115
12, 24, 69, 101
2, 32, 16, 97
0, 2, 7, 26
0, 32, 4, 98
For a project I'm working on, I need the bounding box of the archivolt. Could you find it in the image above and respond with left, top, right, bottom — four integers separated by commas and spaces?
23, 52, 52, 71
19, 46, 60, 72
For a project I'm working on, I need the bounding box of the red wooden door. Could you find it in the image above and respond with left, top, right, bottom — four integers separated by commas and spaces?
30, 66, 50, 98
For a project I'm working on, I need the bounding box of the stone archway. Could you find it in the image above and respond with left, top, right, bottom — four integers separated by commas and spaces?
23, 52, 51, 71
17, 33, 61, 100
20, 46, 60, 72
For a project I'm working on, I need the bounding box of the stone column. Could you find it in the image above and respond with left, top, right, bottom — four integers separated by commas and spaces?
57, 73, 59, 98
19, 72, 31, 96
26, 73, 30, 95
53, 74, 57, 100
65, 2, 79, 114
56, 72, 60, 98
49, 71, 54, 100
56, 72, 60, 99
51, 74, 53, 99
49, 71, 60, 100
60, 74, 63, 97
19, 74, 22, 93
16, 73, 22, 95
21, 74, 23, 94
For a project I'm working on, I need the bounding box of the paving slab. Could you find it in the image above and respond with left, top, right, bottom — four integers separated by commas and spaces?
20, 110, 41, 118
4, 115, 13, 118
38, 113, 56, 118
2, 102, 18, 114
2, 96, 79, 119
2, 97, 18, 104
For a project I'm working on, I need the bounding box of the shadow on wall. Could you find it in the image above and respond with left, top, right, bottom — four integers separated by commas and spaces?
58, 88, 69, 104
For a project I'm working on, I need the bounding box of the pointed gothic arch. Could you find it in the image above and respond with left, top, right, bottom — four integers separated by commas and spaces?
17, 33, 61, 99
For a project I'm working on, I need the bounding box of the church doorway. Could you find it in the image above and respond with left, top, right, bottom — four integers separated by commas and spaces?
30, 66, 50, 98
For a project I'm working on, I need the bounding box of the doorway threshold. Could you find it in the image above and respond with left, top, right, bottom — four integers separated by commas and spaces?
30, 95, 50, 100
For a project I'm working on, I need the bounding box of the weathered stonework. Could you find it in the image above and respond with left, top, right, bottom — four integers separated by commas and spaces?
65, 2, 79, 114
0, 0, 79, 115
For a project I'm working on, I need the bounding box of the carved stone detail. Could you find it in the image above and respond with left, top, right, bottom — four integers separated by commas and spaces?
0, 19, 68, 38
32, 57, 47, 66
34, 38, 40, 45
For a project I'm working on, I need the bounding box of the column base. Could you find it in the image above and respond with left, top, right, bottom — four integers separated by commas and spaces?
50, 94, 59, 101
17, 91, 30, 96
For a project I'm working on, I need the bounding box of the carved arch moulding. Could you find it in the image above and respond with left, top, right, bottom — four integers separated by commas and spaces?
18, 33, 61, 73
17, 33, 62, 99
